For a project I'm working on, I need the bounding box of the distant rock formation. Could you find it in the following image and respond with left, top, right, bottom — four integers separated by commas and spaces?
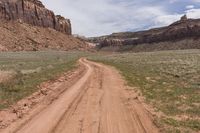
0, 0, 71, 34
180, 15, 187, 21
89, 15, 200, 50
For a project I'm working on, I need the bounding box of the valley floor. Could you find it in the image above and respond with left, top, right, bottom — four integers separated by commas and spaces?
0, 58, 158, 133
90, 50, 200, 133
0, 50, 199, 133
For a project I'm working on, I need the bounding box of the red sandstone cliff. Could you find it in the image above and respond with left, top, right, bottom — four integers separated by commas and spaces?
89, 15, 200, 51
0, 0, 71, 34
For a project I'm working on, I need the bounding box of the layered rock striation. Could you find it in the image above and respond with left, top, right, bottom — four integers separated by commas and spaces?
0, 0, 71, 34
90, 15, 200, 49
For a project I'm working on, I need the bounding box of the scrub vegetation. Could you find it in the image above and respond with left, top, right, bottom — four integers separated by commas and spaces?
89, 50, 200, 133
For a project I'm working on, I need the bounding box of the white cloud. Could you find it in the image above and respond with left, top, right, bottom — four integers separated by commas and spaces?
41, 0, 128, 36
154, 14, 182, 26
169, 0, 178, 4
192, 0, 200, 2
153, 8, 200, 28
41, 0, 170, 36
40, 0, 200, 37
186, 5, 195, 9
185, 8, 200, 18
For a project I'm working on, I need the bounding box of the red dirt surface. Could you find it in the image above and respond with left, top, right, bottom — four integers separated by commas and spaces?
0, 21, 88, 51
0, 58, 159, 133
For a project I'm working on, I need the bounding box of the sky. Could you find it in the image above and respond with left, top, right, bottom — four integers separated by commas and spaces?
41, 0, 200, 37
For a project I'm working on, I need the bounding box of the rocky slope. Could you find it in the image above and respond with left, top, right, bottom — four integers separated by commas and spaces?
0, 0, 71, 34
0, 21, 88, 51
89, 15, 200, 51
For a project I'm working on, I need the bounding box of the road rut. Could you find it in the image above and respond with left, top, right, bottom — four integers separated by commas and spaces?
2, 58, 159, 133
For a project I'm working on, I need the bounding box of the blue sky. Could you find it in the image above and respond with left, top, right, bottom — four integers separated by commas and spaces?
41, 0, 200, 37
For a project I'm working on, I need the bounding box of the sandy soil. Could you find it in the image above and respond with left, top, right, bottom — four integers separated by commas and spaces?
0, 71, 15, 83
0, 58, 159, 133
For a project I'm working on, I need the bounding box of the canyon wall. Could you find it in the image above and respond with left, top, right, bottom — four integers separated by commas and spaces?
0, 0, 71, 34
89, 15, 200, 50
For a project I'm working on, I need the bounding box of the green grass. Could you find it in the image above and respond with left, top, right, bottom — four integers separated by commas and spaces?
0, 51, 88, 109
0, 49, 199, 132
89, 50, 200, 133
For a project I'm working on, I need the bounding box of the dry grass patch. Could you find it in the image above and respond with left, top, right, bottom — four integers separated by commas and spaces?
89, 50, 200, 133
0, 51, 89, 109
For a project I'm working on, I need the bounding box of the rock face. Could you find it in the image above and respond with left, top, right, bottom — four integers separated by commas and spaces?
0, 0, 71, 34
180, 15, 187, 21
90, 15, 200, 50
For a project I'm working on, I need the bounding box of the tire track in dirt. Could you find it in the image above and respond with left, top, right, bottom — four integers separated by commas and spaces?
1, 58, 159, 133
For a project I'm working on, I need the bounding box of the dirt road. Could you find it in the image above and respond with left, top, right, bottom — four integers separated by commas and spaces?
2, 58, 158, 133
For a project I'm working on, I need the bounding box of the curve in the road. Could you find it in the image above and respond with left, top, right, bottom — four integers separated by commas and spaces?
2, 58, 159, 133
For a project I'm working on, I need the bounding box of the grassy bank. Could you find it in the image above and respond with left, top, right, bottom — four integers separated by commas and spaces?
89, 50, 200, 133
0, 51, 87, 109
